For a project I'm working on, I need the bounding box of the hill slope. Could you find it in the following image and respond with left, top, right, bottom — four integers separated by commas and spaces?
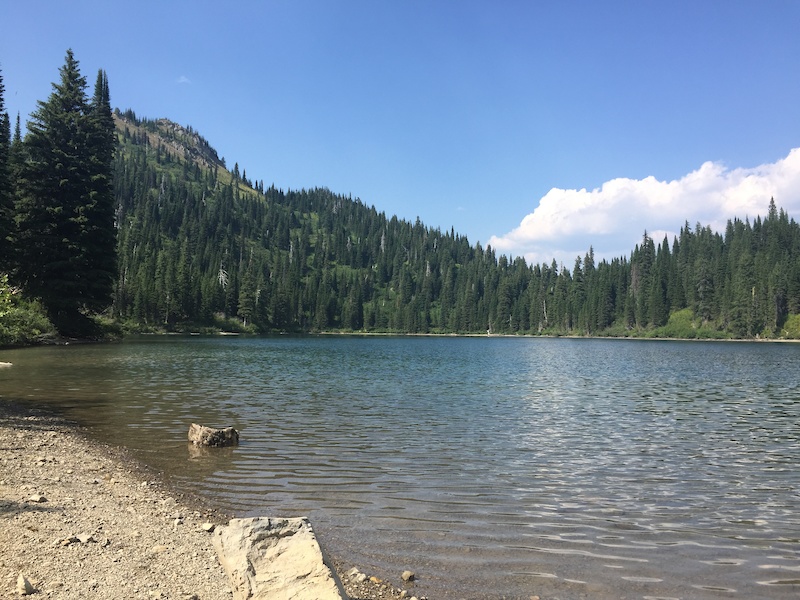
112, 111, 800, 338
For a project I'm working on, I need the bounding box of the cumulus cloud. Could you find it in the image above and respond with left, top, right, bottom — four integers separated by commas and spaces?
488, 148, 800, 267
176, 75, 192, 85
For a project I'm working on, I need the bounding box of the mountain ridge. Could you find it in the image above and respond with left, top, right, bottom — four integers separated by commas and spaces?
110, 109, 800, 339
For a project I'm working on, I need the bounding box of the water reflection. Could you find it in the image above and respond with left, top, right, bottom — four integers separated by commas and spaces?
0, 336, 799, 599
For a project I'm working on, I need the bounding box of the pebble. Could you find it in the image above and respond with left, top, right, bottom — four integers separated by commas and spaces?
28, 493, 47, 503
402, 570, 415, 582
17, 573, 34, 595
200, 522, 215, 532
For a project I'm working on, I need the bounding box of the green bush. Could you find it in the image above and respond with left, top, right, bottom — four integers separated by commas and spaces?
782, 314, 800, 339
0, 299, 57, 346
652, 308, 729, 339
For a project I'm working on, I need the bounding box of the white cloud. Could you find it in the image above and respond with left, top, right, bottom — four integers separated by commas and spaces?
176, 75, 192, 85
489, 148, 800, 267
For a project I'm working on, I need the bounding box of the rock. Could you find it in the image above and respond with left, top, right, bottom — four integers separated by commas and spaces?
28, 493, 47, 503
212, 516, 347, 600
402, 570, 415, 582
16, 573, 34, 595
200, 522, 215, 532
188, 423, 239, 447
76, 533, 95, 544
355, 573, 368, 583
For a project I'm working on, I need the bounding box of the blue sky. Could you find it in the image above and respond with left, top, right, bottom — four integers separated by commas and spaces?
3, 1, 799, 266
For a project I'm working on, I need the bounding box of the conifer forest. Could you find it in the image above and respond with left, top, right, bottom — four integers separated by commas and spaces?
3, 52, 800, 340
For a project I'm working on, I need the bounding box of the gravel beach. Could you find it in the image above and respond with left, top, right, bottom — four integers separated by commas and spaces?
0, 400, 417, 600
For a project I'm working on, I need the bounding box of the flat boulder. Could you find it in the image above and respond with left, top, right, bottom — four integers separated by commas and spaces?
212, 517, 347, 600
188, 423, 239, 447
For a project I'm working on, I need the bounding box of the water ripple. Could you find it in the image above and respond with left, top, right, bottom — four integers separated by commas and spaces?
1, 336, 799, 599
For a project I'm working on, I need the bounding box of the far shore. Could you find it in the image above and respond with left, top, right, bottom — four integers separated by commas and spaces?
126, 328, 800, 343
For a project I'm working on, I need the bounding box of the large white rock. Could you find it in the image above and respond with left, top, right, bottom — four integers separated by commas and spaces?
212, 516, 347, 600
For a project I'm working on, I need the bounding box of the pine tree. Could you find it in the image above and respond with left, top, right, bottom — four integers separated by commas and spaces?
0, 67, 12, 264
83, 69, 117, 311
15, 50, 116, 335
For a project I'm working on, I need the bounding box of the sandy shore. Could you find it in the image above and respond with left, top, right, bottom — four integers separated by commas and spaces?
0, 401, 416, 600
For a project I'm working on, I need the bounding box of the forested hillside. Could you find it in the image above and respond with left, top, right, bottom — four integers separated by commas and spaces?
7, 52, 795, 343
112, 111, 800, 338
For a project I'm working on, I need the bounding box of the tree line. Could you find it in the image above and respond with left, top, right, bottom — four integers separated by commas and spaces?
2, 52, 800, 341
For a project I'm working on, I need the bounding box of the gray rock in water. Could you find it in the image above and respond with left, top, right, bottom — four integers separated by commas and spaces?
188, 423, 239, 447
212, 516, 347, 600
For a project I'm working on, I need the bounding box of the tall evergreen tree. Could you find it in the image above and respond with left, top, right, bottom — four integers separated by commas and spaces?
0, 67, 12, 264
83, 69, 117, 309
15, 50, 116, 335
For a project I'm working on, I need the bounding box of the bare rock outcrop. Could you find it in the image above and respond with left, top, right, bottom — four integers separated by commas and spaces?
212, 516, 347, 600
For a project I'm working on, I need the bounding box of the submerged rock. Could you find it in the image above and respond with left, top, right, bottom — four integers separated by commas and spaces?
187, 423, 239, 447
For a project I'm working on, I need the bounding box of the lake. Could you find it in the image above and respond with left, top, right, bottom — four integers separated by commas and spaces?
1, 335, 798, 599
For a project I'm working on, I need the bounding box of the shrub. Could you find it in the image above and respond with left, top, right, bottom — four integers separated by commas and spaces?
782, 314, 800, 339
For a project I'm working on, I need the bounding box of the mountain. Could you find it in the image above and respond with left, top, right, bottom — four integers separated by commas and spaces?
113, 110, 484, 333
112, 110, 800, 338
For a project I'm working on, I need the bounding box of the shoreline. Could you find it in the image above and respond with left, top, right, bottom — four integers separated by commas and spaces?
0, 400, 416, 599
139, 329, 800, 343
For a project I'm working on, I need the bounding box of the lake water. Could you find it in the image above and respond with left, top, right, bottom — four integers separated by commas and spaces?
1, 336, 798, 599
